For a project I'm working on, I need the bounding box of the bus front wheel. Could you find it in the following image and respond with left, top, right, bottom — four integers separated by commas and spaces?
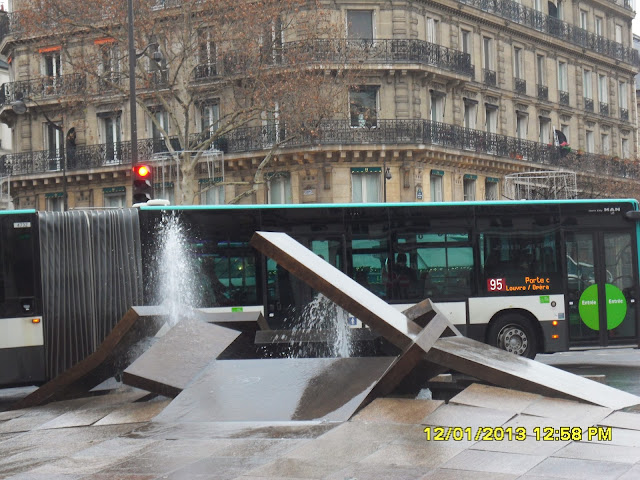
488, 314, 538, 359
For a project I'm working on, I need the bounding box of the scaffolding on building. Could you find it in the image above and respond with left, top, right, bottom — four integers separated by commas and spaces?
503, 170, 578, 201
150, 149, 224, 204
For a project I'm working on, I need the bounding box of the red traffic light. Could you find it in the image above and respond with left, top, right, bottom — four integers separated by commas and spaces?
134, 164, 151, 178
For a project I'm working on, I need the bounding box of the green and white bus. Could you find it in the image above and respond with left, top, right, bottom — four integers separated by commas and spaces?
140, 198, 640, 358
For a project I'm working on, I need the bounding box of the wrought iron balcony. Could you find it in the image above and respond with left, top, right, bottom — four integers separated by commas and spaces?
456, 0, 638, 66
193, 63, 218, 81
210, 39, 475, 80
537, 84, 548, 100
483, 69, 496, 86
97, 72, 125, 92
621, 108, 629, 121
600, 102, 609, 115
514, 78, 526, 95
559, 91, 569, 105
584, 98, 594, 112
0, 74, 86, 106
2, 119, 636, 181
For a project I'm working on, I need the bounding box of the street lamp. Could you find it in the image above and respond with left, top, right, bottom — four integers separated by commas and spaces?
12, 97, 68, 211
383, 162, 392, 202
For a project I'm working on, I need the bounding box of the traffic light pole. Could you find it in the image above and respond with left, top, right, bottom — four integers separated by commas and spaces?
128, 0, 138, 170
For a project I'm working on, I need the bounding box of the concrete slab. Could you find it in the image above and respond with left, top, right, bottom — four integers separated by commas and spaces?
426, 336, 640, 410
351, 398, 443, 424
598, 411, 640, 430
422, 403, 516, 430
441, 449, 547, 476
552, 441, 640, 463
122, 316, 241, 398
93, 399, 171, 426
524, 456, 631, 480
153, 357, 395, 423
450, 383, 541, 413
11, 306, 165, 410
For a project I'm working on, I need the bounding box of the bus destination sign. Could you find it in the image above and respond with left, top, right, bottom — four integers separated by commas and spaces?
487, 276, 551, 292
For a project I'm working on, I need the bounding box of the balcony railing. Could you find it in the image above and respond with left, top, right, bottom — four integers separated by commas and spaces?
1, 120, 636, 181
514, 78, 526, 94
585, 98, 594, 112
0, 74, 86, 106
600, 102, 609, 115
457, 0, 639, 66
621, 108, 629, 121
537, 84, 548, 100
559, 91, 569, 105
208, 39, 475, 80
483, 69, 496, 86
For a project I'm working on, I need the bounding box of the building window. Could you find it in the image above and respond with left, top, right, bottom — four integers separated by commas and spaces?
200, 102, 220, 138
430, 171, 443, 202
350, 86, 378, 127
268, 174, 292, 204
201, 184, 225, 205
426, 17, 439, 44
461, 29, 472, 55
536, 55, 545, 85
514, 47, 523, 79
352, 170, 381, 203
601, 133, 610, 155
583, 69, 593, 99
46, 195, 64, 212
45, 121, 63, 171
557, 61, 568, 94
557, 0, 564, 20
99, 113, 122, 164
42, 51, 61, 95
151, 109, 169, 152
516, 112, 528, 140
618, 81, 628, 120
586, 130, 595, 153
464, 100, 477, 129
482, 36, 493, 71
595, 16, 603, 36
485, 179, 499, 200
347, 10, 374, 41
561, 124, 570, 143
148, 41, 167, 85
615, 25, 623, 43
197, 29, 217, 77
539, 116, 551, 144
104, 192, 126, 208
598, 74, 608, 104
463, 176, 476, 201
485, 105, 498, 134
98, 42, 119, 88
622, 138, 630, 158
580, 10, 588, 30
430, 91, 445, 122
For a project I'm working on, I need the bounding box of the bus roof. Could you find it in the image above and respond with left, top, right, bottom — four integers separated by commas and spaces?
140, 198, 640, 211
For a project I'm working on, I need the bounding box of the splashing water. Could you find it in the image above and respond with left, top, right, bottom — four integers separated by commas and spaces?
289, 294, 353, 358
153, 213, 199, 327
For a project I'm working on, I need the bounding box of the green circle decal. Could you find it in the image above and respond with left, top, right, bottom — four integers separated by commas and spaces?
578, 283, 627, 331
578, 284, 599, 330
605, 283, 627, 330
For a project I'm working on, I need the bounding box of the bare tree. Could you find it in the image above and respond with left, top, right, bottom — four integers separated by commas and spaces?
14, 0, 353, 204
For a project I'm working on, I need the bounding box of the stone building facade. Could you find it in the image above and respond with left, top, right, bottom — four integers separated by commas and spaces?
0, 0, 637, 209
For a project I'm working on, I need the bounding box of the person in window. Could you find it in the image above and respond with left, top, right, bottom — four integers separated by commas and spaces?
387, 253, 417, 299
66, 128, 77, 170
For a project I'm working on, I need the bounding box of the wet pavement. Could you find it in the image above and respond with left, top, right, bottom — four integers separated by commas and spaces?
3, 382, 640, 479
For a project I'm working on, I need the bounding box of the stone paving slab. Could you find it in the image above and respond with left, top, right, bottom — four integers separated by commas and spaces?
3, 384, 640, 479
450, 383, 541, 413
598, 410, 640, 430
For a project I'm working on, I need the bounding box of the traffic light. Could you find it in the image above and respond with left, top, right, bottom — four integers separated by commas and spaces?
132, 164, 154, 204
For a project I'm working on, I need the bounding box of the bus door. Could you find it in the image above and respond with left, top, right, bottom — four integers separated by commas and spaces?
565, 231, 638, 347
266, 237, 344, 328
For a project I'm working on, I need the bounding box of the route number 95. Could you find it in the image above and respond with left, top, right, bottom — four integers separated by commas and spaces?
487, 278, 506, 291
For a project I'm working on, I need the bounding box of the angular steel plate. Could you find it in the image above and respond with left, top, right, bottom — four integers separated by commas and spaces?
153, 356, 395, 423
11, 306, 166, 410
122, 317, 241, 398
